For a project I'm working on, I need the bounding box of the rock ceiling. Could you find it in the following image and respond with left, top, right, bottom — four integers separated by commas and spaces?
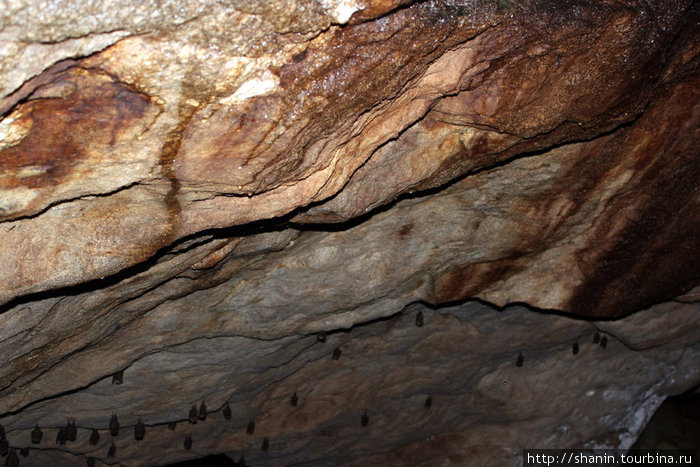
0, 0, 698, 465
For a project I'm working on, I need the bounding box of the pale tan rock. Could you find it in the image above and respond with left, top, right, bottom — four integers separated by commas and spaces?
3, 0, 695, 304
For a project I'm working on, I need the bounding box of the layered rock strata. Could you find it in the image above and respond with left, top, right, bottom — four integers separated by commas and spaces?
0, 0, 698, 465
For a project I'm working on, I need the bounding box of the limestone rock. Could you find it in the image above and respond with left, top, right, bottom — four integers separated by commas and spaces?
0, 0, 698, 466
0, 300, 697, 466
1, 0, 696, 309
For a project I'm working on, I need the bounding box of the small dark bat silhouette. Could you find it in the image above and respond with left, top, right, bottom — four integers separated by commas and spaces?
109, 413, 120, 436
89, 429, 100, 445
31, 424, 43, 444
361, 411, 369, 427
415, 311, 424, 327
198, 400, 207, 421
112, 370, 123, 385
135, 419, 145, 441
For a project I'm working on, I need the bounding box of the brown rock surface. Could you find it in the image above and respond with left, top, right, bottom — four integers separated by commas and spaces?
0, 0, 698, 466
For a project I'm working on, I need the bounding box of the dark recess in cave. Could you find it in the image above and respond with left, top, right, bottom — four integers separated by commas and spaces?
633, 386, 700, 451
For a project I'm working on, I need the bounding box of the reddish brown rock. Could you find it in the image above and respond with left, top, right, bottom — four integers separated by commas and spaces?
1, 0, 695, 306
433, 66, 700, 316
0, 67, 155, 220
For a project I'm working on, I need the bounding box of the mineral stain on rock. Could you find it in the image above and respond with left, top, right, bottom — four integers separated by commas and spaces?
0, 68, 152, 219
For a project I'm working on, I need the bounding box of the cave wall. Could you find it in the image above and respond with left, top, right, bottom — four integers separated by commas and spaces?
0, 0, 698, 466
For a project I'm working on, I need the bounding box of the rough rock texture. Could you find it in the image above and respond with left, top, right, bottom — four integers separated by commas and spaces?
0, 0, 698, 466
2, 300, 698, 466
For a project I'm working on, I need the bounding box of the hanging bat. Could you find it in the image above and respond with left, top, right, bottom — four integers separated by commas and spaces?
134, 419, 145, 441
66, 419, 77, 442
31, 424, 42, 444
198, 400, 207, 421
5, 449, 18, 467
55, 427, 67, 445
189, 404, 198, 424
89, 429, 100, 446
109, 413, 120, 437
415, 311, 424, 327
111, 370, 123, 385
0, 437, 9, 455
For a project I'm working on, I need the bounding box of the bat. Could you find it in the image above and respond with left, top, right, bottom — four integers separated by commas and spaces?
66, 419, 77, 442
31, 424, 42, 444
89, 429, 100, 446
112, 370, 123, 385
55, 427, 67, 445
135, 419, 145, 441
109, 413, 120, 437
189, 404, 198, 424
415, 311, 424, 327
198, 400, 207, 421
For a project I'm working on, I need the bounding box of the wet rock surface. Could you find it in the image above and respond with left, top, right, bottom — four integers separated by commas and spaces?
0, 0, 698, 465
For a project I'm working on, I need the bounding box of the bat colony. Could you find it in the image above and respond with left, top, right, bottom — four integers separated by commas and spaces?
0, 309, 614, 466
